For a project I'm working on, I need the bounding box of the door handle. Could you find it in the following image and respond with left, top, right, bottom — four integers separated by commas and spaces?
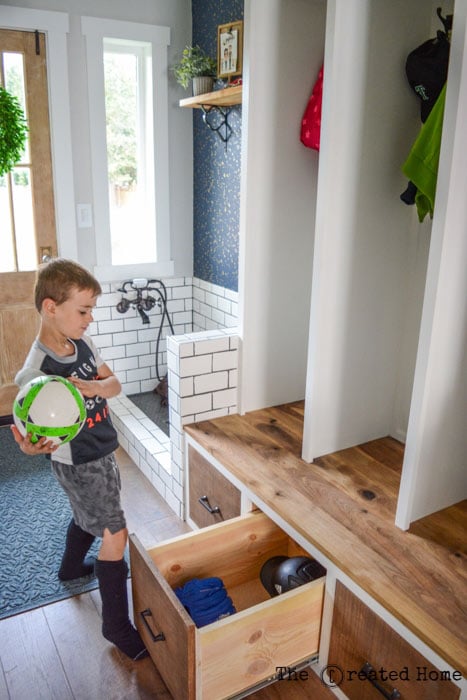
40, 246, 52, 263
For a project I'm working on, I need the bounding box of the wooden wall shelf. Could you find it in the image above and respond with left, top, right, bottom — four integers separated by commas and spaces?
179, 85, 242, 109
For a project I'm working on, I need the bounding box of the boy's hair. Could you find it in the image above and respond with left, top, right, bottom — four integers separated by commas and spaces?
34, 258, 102, 312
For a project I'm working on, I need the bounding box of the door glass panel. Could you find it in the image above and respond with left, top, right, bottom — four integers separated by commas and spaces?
0, 174, 15, 272
11, 168, 35, 270
1, 50, 34, 270
3, 51, 29, 162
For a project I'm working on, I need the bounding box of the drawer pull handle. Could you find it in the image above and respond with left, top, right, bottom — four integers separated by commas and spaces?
360, 662, 401, 699
140, 608, 165, 643
198, 495, 221, 515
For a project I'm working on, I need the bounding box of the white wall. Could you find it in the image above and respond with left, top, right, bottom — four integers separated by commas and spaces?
0, 0, 194, 278
396, 0, 467, 526
302, 0, 439, 460
238, 0, 326, 413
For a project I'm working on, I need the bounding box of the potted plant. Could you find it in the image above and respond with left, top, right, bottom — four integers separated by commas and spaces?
0, 86, 28, 176
173, 45, 217, 96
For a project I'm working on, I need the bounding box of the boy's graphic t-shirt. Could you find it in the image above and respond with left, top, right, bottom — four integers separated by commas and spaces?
18, 335, 119, 465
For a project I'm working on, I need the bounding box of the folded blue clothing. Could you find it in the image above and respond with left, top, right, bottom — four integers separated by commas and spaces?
175, 577, 236, 627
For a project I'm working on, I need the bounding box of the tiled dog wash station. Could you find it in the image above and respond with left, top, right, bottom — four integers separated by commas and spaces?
89, 276, 239, 518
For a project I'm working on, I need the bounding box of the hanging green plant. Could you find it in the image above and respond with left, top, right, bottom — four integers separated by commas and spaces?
0, 86, 28, 176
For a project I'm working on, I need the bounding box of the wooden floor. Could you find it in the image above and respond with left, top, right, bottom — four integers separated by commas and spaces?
0, 445, 334, 700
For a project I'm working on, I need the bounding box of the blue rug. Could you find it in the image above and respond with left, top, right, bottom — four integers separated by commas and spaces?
0, 427, 101, 619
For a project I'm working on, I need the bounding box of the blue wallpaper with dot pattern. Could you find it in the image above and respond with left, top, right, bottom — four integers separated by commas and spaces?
192, 0, 244, 292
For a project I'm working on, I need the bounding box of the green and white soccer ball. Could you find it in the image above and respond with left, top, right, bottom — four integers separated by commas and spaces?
13, 375, 86, 445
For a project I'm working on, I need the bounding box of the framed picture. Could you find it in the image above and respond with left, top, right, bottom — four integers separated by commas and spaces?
217, 21, 243, 80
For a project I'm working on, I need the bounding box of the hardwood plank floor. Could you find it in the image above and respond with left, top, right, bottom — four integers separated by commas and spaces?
0, 446, 186, 700
0, 445, 334, 700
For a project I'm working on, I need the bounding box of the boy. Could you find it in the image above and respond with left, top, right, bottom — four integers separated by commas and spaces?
11, 258, 147, 661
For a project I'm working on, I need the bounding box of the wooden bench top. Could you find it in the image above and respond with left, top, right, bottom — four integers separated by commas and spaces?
184, 401, 467, 677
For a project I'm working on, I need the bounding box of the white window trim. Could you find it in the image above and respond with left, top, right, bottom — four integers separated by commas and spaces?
0, 7, 78, 261
81, 17, 173, 283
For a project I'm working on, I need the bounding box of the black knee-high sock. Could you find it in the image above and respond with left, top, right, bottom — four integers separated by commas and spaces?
58, 518, 96, 581
95, 558, 148, 661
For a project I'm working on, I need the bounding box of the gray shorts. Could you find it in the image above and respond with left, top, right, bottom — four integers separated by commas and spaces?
51, 452, 126, 537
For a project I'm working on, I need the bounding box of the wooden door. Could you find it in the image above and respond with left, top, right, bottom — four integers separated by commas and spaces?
0, 30, 57, 418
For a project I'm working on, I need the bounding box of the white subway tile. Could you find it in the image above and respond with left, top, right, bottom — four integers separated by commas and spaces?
229, 369, 238, 387
193, 287, 205, 302
123, 316, 146, 331
140, 379, 158, 393
194, 371, 229, 394
165, 489, 182, 518
163, 276, 188, 288
211, 308, 225, 325
205, 291, 217, 307
173, 311, 192, 325
179, 342, 194, 358
224, 288, 238, 302
180, 376, 194, 397
194, 407, 229, 421
179, 354, 212, 377
151, 470, 166, 499
101, 345, 126, 360
114, 357, 139, 372
198, 302, 212, 318
212, 350, 238, 371
224, 314, 237, 328
171, 286, 191, 300
138, 352, 156, 368
126, 342, 150, 357
92, 306, 112, 322
166, 350, 179, 373
180, 393, 212, 416
217, 296, 232, 314
194, 337, 229, 355
126, 367, 151, 382
213, 387, 237, 409
113, 330, 138, 345
205, 318, 220, 330
98, 319, 124, 334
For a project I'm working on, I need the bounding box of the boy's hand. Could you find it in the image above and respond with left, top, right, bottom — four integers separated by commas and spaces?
67, 376, 99, 398
10, 425, 58, 455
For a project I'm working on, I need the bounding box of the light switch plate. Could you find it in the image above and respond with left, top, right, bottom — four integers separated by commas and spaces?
77, 203, 93, 229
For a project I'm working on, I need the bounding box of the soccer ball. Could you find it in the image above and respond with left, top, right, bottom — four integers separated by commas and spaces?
13, 375, 86, 445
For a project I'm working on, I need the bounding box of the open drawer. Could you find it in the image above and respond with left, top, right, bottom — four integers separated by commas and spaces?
129, 510, 326, 700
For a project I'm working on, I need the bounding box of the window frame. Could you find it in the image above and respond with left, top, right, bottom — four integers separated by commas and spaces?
0, 7, 77, 261
81, 16, 173, 283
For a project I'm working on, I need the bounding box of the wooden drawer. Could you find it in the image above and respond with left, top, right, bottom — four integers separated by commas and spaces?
188, 444, 241, 528
328, 581, 460, 700
129, 510, 326, 700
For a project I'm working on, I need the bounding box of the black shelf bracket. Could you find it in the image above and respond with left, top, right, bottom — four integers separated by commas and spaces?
200, 104, 233, 146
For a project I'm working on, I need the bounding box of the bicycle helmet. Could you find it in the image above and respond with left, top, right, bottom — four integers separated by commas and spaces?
260, 556, 326, 596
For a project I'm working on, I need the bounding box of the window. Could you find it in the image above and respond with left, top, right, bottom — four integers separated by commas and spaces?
0, 30, 56, 272
82, 17, 172, 282
104, 39, 155, 265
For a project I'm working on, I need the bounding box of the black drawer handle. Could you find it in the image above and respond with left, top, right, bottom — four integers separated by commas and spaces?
140, 608, 165, 643
198, 495, 221, 515
360, 662, 401, 699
